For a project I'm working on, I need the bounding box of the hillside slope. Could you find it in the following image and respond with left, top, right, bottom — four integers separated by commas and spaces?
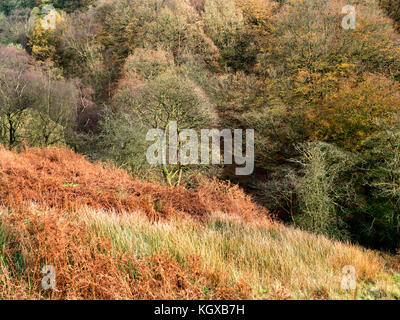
0, 147, 399, 299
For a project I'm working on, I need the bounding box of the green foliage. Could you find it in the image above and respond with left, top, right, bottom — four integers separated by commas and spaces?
56, 10, 105, 99
100, 110, 150, 178
101, 67, 213, 185
290, 142, 351, 240
291, 132, 400, 250
353, 130, 400, 249
0, 0, 36, 15
114, 71, 212, 129
48, 0, 94, 13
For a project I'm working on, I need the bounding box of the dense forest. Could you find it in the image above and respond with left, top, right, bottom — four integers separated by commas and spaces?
1, 0, 400, 253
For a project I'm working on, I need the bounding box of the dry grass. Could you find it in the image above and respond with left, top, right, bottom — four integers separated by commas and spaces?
0, 147, 399, 300
0, 206, 252, 300
81, 209, 400, 299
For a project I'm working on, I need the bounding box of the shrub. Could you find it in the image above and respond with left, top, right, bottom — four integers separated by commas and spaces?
291, 142, 350, 240
289, 132, 400, 251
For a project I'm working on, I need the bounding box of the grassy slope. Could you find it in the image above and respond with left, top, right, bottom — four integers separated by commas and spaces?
0, 147, 399, 299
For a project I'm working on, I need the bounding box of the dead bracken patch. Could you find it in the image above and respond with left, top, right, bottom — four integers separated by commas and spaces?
0, 208, 252, 300
0, 147, 268, 221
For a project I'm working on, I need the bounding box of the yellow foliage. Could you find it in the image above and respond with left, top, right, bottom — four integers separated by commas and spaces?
306, 73, 400, 149
235, 0, 278, 46
28, 12, 66, 61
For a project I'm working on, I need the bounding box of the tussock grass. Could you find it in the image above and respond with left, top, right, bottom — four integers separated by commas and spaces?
0, 204, 399, 300
81, 209, 400, 299
0, 207, 252, 300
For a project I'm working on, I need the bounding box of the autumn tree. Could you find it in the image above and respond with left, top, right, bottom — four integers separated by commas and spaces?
0, 46, 40, 148
203, 0, 256, 70
102, 64, 213, 185
0, 45, 77, 148
379, 0, 400, 30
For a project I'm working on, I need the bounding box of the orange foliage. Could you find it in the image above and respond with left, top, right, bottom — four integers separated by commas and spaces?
0, 147, 267, 221
0, 208, 252, 300
0, 147, 262, 299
